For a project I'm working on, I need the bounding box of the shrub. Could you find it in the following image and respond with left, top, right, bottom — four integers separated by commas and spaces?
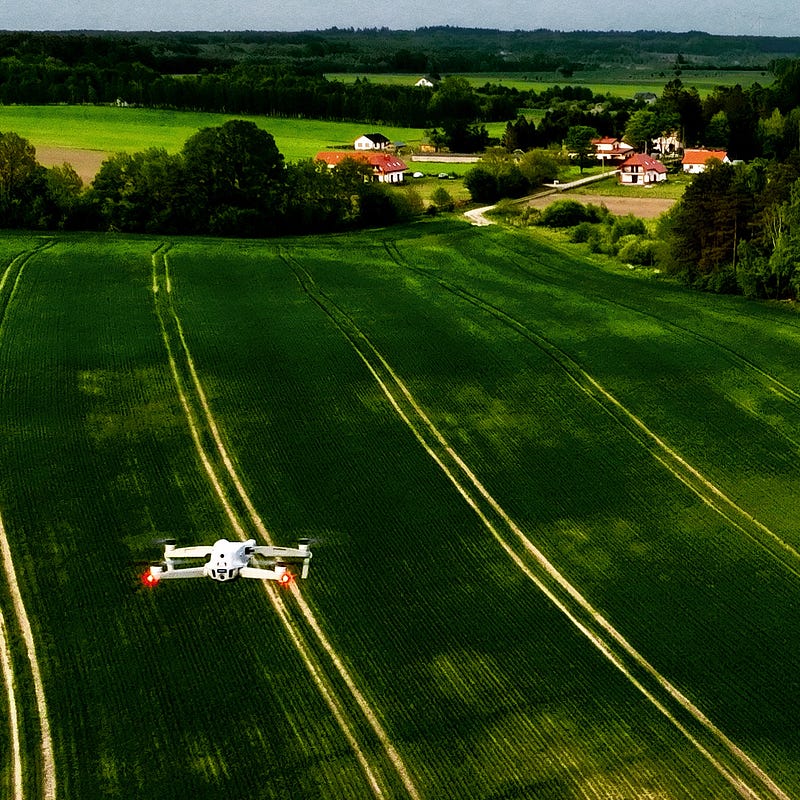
610, 213, 647, 243
570, 221, 598, 243
539, 199, 591, 227
617, 234, 659, 265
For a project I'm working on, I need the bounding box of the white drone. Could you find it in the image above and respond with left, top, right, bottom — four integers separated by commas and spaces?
142, 538, 312, 587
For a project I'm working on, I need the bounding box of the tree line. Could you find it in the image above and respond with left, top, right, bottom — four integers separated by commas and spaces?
0, 121, 425, 236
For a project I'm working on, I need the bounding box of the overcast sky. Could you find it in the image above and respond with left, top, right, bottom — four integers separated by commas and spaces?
3, 0, 799, 38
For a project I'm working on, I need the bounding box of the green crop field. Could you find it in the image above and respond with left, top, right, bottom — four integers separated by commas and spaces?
1, 219, 800, 799
326, 69, 772, 97
0, 105, 427, 161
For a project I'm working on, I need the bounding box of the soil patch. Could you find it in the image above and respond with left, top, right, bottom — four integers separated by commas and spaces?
36, 146, 109, 185
525, 192, 677, 219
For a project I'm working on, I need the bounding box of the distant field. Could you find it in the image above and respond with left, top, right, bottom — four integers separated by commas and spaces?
1, 221, 800, 798
0, 105, 427, 162
327, 69, 772, 97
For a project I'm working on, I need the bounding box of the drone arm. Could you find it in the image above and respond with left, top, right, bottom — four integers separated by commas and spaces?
151, 565, 207, 580
253, 545, 308, 560
240, 566, 290, 582
166, 545, 213, 559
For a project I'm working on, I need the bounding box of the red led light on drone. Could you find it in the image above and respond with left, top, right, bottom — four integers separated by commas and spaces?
141, 571, 159, 587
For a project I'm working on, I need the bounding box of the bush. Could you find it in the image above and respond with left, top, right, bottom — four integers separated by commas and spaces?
610, 213, 647, 243
616, 234, 659, 266
570, 221, 598, 243
464, 166, 500, 203
539, 199, 591, 227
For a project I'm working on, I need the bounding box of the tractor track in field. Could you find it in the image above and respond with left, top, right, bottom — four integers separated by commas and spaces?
0, 609, 23, 800
0, 244, 57, 800
151, 245, 421, 800
492, 234, 800, 448
0, 243, 53, 344
282, 246, 790, 800
384, 240, 800, 579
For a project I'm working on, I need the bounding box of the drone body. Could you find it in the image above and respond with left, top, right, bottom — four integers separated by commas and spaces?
142, 538, 312, 587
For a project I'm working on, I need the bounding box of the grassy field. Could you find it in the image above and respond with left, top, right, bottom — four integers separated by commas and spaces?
326, 68, 773, 97
1, 221, 799, 799
0, 105, 427, 161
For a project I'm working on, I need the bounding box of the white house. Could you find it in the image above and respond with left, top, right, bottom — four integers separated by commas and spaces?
651, 130, 682, 156
682, 149, 730, 173
618, 153, 667, 185
354, 133, 390, 151
316, 151, 407, 183
415, 76, 436, 88
592, 137, 634, 165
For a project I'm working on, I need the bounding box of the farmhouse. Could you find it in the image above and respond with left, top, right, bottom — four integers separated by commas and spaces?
682, 149, 730, 173
354, 133, 390, 150
618, 153, 667, 185
415, 76, 437, 88
592, 137, 634, 165
316, 151, 407, 183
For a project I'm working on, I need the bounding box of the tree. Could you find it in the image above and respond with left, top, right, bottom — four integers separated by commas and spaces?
623, 109, 660, 153
91, 149, 187, 232
0, 131, 40, 226
518, 150, 559, 187
705, 111, 730, 149
427, 76, 486, 152
182, 120, 286, 235
658, 78, 703, 146
565, 125, 598, 173
667, 161, 755, 288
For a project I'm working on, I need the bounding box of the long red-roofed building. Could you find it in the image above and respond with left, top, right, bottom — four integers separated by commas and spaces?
316, 151, 407, 183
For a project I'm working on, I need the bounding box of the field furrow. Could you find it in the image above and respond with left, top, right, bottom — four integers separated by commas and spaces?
281, 247, 791, 800
2, 225, 798, 799
152, 245, 422, 800
0, 243, 57, 800
387, 248, 800, 579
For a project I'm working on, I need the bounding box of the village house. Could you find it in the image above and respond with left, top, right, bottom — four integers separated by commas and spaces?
316, 151, 407, 183
651, 130, 682, 156
681, 148, 730, 173
354, 133, 391, 151
592, 137, 634, 166
618, 153, 667, 185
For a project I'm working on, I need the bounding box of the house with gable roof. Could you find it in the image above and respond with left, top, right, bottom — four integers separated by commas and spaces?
618, 153, 667, 185
681, 148, 730, 173
355, 133, 391, 151
316, 151, 407, 183
592, 137, 634, 166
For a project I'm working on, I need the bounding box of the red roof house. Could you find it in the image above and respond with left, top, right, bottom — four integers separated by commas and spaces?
682, 149, 730, 173
316, 151, 407, 183
592, 136, 634, 165
618, 153, 667, 185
